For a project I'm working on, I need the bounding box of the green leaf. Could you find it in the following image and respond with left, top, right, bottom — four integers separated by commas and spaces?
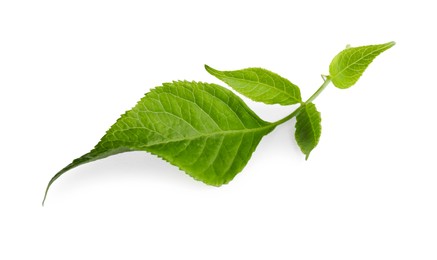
44, 81, 275, 204
205, 65, 301, 105
295, 103, 321, 160
329, 41, 395, 89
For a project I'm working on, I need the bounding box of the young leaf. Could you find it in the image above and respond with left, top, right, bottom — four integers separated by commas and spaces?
44, 81, 276, 203
295, 103, 321, 160
205, 65, 301, 105
329, 41, 395, 89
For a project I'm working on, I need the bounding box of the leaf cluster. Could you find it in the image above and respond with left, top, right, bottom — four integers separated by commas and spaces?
43, 42, 395, 204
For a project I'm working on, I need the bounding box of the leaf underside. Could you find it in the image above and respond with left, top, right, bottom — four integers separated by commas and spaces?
44, 81, 276, 202
295, 103, 321, 160
205, 65, 301, 105
329, 41, 395, 89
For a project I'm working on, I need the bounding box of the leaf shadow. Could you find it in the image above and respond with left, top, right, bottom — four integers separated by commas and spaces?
51, 151, 207, 196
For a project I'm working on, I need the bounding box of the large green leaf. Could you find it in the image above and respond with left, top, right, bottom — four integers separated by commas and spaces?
44, 81, 275, 203
329, 41, 395, 89
205, 65, 301, 105
295, 103, 321, 160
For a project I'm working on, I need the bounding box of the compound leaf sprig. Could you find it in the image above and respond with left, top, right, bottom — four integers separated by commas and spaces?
43, 42, 395, 205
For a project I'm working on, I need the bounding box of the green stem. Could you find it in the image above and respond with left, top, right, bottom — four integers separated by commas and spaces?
273, 77, 331, 126
306, 77, 331, 104
272, 105, 303, 126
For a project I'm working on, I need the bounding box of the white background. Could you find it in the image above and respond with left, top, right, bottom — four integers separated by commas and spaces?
1, 0, 436, 259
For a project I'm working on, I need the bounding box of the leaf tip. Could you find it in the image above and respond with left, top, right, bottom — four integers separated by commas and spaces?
204, 64, 215, 73
380, 41, 396, 52
42, 177, 53, 206
42, 182, 51, 206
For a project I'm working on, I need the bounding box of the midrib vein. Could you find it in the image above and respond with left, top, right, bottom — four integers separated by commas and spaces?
131, 124, 275, 147
223, 76, 298, 101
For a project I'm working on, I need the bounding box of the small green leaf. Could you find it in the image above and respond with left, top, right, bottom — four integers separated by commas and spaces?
295, 103, 321, 160
205, 65, 301, 105
329, 41, 395, 89
44, 81, 276, 204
